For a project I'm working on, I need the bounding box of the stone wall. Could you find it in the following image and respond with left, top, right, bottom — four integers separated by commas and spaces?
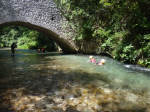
0, 0, 77, 53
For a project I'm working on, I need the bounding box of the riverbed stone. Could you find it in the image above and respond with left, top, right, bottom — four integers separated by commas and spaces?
76, 104, 85, 111
125, 93, 139, 103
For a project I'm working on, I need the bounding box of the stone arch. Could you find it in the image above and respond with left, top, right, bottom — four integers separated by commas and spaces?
0, 21, 77, 53
0, 0, 77, 53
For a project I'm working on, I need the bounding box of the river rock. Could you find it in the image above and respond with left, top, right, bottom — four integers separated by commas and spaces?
76, 104, 85, 111
101, 88, 112, 94
83, 108, 95, 112
125, 93, 138, 103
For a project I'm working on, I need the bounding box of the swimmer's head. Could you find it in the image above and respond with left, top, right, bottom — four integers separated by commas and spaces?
101, 59, 105, 64
89, 56, 93, 59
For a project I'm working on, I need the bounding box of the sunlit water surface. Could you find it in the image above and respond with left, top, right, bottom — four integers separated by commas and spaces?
0, 47, 150, 112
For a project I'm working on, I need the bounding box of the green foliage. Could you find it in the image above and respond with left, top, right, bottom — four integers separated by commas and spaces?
0, 43, 4, 47
0, 25, 57, 51
54, 0, 150, 67
18, 44, 29, 49
0, 26, 19, 46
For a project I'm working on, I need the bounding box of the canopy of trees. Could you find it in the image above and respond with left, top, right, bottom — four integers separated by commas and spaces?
54, 0, 150, 67
0, 25, 57, 51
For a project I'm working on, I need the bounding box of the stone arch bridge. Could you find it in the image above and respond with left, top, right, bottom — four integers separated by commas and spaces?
0, 0, 77, 53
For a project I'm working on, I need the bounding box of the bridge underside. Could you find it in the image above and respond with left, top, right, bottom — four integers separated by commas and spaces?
0, 0, 78, 53
0, 21, 77, 53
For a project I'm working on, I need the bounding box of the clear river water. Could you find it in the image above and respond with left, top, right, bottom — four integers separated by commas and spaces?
0, 47, 150, 112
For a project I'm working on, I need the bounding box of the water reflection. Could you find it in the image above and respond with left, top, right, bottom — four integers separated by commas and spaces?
0, 48, 150, 111
11, 55, 15, 61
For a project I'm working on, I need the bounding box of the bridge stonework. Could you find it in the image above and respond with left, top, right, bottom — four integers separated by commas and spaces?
0, 0, 77, 53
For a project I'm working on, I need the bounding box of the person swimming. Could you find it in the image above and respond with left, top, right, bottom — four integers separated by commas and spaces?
89, 56, 96, 63
97, 59, 105, 65
38, 49, 41, 52
41, 47, 45, 52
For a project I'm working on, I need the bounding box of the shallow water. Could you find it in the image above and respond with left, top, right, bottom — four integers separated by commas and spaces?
0, 47, 150, 112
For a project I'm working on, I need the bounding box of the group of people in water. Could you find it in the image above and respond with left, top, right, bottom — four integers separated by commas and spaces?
38, 47, 45, 53
10, 43, 105, 66
88, 55, 105, 65
10, 42, 46, 55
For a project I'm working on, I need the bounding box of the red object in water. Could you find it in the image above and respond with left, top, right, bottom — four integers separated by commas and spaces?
38, 49, 41, 52
41, 47, 45, 52
90, 58, 96, 63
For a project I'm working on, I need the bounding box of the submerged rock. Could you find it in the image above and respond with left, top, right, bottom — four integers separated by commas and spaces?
101, 88, 112, 94
76, 104, 85, 111
125, 93, 139, 103
83, 108, 94, 112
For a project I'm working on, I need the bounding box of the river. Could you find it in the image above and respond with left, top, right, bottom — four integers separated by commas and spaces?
0, 47, 150, 112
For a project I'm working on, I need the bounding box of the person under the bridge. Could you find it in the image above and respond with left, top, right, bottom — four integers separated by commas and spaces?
41, 47, 45, 52
11, 42, 16, 55
38, 49, 41, 52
